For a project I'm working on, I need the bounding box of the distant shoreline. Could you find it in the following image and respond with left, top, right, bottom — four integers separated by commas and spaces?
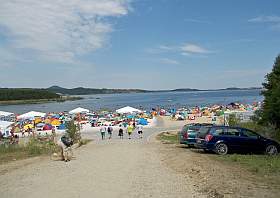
0, 96, 82, 105
46, 86, 262, 96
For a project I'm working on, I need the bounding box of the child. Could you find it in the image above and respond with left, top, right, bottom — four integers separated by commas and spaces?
118, 124, 124, 139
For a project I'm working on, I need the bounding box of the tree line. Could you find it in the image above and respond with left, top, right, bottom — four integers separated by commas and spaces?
0, 88, 60, 101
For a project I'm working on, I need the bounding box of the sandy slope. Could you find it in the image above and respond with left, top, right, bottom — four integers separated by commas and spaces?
0, 118, 202, 198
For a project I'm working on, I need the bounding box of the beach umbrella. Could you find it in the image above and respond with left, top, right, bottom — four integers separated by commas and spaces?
36, 123, 45, 127
51, 119, 61, 126
51, 114, 60, 119
34, 118, 42, 124
57, 124, 66, 130
23, 124, 33, 130
44, 119, 51, 124
43, 124, 52, 131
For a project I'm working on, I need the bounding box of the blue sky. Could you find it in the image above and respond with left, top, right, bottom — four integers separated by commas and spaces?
0, 0, 279, 89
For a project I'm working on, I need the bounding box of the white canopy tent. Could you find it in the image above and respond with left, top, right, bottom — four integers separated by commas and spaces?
17, 111, 46, 120
0, 120, 14, 136
0, 111, 14, 121
0, 111, 14, 117
116, 106, 142, 114
69, 107, 90, 114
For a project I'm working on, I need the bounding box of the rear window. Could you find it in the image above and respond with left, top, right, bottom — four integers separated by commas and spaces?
181, 125, 190, 133
188, 125, 201, 131
197, 127, 211, 138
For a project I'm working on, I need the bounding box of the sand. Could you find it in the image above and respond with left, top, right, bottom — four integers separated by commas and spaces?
0, 116, 202, 198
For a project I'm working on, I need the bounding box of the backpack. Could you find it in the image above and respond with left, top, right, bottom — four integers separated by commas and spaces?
107, 126, 112, 133
61, 136, 73, 147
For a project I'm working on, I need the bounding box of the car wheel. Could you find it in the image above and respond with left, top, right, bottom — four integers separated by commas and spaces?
265, 145, 278, 155
215, 143, 228, 155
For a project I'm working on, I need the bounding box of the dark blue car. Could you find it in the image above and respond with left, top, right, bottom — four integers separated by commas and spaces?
195, 126, 279, 155
178, 123, 213, 146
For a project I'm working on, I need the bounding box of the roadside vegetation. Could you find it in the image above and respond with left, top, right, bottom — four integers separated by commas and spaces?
0, 120, 90, 164
0, 137, 59, 164
215, 154, 280, 176
157, 132, 178, 144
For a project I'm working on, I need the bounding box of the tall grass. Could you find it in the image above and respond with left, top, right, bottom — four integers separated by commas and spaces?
0, 138, 59, 163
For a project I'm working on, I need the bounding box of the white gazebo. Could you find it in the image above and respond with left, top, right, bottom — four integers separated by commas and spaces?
69, 107, 90, 114
17, 111, 46, 120
116, 106, 142, 114
0, 111, 14, 121
0, 120, 14, 136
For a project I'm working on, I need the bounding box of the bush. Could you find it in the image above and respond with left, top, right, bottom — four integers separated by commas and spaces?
228, 114, 240, 127
66, 120, 81, 143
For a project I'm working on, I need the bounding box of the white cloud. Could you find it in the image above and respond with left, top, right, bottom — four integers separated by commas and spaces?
0, 0, 131, 63
160, 58, 180, 65
248, 15, 280, 31
248, 15, 280, 23
181, 43, 210, 54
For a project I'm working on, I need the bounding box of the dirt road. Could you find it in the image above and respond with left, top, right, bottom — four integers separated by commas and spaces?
0, 119, 203, 198
2, 117, 278, 198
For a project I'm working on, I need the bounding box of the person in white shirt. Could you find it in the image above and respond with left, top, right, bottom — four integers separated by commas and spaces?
136, 124, 143, 139
100, 125, 106, 140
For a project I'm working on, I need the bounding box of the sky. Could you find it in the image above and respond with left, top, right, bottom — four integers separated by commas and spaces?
0, 0, 280, 90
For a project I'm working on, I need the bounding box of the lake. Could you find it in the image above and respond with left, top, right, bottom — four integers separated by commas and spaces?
0, 89, 263, 114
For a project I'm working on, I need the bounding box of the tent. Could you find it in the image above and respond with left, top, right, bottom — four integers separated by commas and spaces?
116, 106, 142, 114
138, 118, 148, 125
0, 111, 14, 121
69, 107, 90, 114
18, 111, 46, 120
0, 111, 14, 117
0, 121, 14, 136
43, 124, 53, 131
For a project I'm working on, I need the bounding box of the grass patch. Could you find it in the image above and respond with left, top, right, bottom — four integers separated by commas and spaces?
157, 132, 178, 144
0, 138, 59, 164
214, 154, 280, 176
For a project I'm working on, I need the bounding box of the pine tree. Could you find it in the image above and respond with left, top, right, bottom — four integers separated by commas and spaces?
261, 55, 280, 129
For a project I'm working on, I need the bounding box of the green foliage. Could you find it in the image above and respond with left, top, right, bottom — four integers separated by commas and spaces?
0, 88, 60, 101
228, 114, 240, 127
66, 120, 81, 143
216, 154, 280, 175
237, 121, 280, 141
157, 132, 178, 144
0, 137, 59, 163
261, 54, 280, 129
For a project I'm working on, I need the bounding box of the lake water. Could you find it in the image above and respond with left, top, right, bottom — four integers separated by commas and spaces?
0, 90, 263, 114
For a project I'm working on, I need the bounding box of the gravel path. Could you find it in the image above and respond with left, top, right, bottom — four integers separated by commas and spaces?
0, 118, 200, 198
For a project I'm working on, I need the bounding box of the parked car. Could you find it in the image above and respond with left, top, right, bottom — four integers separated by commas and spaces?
178, 123, 213, 147
195, 125, 279, 155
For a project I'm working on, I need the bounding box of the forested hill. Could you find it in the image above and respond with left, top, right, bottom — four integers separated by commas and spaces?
47, 86, 148, 95
0, 88, 60, 101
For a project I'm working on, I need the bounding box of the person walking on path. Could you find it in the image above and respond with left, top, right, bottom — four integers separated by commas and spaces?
136, 124, 143, 139
127, 124, 134, 139
118, 124, 124, 139
107, 125, 113, 139
100, 125, 106, 140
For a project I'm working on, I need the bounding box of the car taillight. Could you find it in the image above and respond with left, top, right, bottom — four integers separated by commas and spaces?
183, 133, 188, 139
205, 134, 213, 142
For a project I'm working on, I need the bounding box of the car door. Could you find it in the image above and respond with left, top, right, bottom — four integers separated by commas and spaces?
224, 127, 242, 152
240, 128, 262, 153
